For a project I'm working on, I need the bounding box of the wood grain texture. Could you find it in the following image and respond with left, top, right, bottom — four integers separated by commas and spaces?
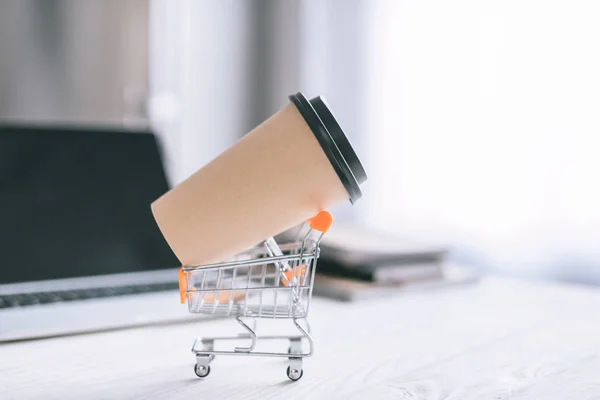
2, 277, 600, 399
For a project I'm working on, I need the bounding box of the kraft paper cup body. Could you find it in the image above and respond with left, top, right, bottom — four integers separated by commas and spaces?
151, 95, 364, 267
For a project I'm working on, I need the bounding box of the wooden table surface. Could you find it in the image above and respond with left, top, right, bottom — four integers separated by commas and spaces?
2, 277, 600, 400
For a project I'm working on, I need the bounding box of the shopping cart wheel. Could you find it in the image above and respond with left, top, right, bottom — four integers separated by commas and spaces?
286, 366, 303, 381
194, 363, 211, 378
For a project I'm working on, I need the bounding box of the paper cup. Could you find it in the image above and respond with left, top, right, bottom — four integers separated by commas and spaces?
151, 92, 367, 266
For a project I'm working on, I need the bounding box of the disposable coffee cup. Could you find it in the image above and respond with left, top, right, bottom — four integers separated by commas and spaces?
151, 92, 367, 266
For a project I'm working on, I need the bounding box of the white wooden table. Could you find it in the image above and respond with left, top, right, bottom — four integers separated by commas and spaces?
2, 277, 600, 399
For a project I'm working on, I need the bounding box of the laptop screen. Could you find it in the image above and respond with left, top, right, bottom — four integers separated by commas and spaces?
0, 125, 179, 284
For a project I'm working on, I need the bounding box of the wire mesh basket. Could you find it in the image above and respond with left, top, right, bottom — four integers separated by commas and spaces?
178, 211, 332, 381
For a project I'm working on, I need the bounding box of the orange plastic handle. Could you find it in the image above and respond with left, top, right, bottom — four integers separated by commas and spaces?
307, 211, 333, 233
178, 267, 187, 304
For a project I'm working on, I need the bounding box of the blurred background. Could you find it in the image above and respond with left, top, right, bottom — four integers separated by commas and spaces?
2, 0, 600, 285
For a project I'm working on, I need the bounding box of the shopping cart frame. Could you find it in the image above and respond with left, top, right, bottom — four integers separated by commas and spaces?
178, 211, 333, 381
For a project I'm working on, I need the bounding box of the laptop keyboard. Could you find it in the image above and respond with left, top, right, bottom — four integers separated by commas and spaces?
0, 282, 179, 309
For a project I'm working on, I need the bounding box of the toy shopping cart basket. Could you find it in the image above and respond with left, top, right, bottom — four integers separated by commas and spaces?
178, 211, 333, 381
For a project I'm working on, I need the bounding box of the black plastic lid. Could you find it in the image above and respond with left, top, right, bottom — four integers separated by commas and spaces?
289, 92, 367, 204
309, 97, 367, 185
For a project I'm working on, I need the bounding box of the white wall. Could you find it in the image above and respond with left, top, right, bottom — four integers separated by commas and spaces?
367, 0, 600, 279
149, 0, 251, 185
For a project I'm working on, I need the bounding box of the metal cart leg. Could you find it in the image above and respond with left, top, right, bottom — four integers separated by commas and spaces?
202, 338, 216, 361
234, 317, 257, 352
288, 337, 303, 354
288, 317, 310, 354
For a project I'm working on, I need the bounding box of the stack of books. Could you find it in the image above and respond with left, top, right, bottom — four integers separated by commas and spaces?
312, 224, 477, 301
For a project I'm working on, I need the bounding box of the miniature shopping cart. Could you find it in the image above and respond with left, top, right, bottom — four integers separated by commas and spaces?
178, 211, 332, 381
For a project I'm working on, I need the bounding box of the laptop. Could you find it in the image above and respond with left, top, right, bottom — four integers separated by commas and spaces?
0, 124, 201, 342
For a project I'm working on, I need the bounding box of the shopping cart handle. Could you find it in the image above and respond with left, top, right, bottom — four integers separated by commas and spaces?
307, 211, 333, 233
